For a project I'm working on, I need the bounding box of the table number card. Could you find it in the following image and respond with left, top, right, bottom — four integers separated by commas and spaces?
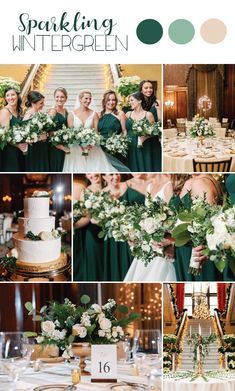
91, 344, 117, 383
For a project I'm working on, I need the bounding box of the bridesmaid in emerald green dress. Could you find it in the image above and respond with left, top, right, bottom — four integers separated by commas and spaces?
0, 87, 27, 172
140, 80, 162, 171
223, 174, 235, 281
102, 173, 143, 281
73, 174, 105, 281
98, 90, 128, 164
126, 92, 161, 172
48, 88, 69, 172
174, 174, 223, 282
24, 91, 50, 172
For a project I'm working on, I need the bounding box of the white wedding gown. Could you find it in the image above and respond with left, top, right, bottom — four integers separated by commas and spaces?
63, 112, 117, 172
124, 182, 176, 282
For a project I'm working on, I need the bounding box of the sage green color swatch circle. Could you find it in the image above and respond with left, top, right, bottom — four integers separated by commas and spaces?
201, 19, 227, 43
136, 19, 163, 44
168, 19, 195, 44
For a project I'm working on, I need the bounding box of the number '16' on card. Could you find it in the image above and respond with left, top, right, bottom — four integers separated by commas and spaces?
91, 345, 117, 382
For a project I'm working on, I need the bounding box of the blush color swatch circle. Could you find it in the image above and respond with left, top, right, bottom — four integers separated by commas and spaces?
136, 19, 163, 44
200, 19, 227, 43
168, 19, 195, 44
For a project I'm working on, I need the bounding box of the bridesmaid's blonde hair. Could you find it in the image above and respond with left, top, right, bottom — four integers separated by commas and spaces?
170, 174, 191, 194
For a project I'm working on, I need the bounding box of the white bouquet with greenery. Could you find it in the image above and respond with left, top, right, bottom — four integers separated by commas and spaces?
189, 116, 215, 138
132, 119, 162, 147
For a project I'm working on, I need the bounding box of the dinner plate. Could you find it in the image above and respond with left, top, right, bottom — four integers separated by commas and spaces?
110, 384, 147, 390
40, 357, 65, 363
33, 385, 76, 391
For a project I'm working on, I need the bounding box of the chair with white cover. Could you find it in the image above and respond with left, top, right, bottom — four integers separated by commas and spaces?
215, 128, 226, 138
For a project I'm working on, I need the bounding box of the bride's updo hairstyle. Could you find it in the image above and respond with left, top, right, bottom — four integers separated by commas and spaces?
129, 91, 144, 102
79, 90, 92, 99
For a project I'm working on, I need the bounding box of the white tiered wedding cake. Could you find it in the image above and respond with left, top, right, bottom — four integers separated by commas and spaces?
13, 191, 61, 266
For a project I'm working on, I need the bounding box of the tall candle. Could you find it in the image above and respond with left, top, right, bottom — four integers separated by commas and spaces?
209, 327, 211, 335
190, 326, 192, 337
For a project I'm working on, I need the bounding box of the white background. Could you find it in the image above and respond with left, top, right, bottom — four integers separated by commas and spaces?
0, 0, 233, 64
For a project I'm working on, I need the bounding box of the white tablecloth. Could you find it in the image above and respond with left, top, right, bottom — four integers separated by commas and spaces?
163, 137, 235, 172
164, 376, 235, 391
0, 362, 162, 390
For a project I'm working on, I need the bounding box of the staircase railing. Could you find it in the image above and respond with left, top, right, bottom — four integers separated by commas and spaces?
21, 64, 41, 100
176, 309, 188, 339
110, 64, 121, 85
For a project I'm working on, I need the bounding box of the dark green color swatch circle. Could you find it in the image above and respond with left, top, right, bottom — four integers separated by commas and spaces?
168, 19, 195, 44
136, 19, 163, 44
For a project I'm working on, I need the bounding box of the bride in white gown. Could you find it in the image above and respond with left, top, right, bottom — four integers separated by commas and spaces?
124, 175, 176, 281
63, 90, 117, 172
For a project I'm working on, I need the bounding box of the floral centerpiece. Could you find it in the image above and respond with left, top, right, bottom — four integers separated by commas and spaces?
25, 296, 140, 359
74, 126, 102, 156
172, 195, 222, 275
115, 76, 141, 111
102, 132, 130, 157
132, 119, 162, 148
189, 115, 215, 143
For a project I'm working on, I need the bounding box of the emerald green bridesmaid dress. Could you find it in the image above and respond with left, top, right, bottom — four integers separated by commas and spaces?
98, 113, 122, 139
126, 116, 162, 172
49, 112, 67, 172
223, 174, 235, 281
2, 115, 25, 172
149, 105, 158, 122
73, 227, 85, 281
103, 187, 145, 281
174, 192, 222, 281
98, 113, 128, 166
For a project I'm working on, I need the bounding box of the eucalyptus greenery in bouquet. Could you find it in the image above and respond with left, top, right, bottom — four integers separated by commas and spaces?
49, 125, 77, 148
204, 206, 235, 275
27, 112, 56, 135
0, 127, 8, 150
125, 195, 176, 265
132, 119, 162, 148
24, 296, 140, 357
172, 195, 222, 275
74, 126, 102, 156
102, 132, 130, 157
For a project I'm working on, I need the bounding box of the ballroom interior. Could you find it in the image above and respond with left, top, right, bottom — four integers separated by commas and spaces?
163, 64, 235, 130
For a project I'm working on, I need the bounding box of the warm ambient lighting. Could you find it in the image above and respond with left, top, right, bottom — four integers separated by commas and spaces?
2, 195, 12, 202
165, 100, 174, 108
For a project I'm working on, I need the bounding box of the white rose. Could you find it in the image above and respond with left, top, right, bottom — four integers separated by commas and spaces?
99, 317, 112, 330
36, 336, 44, 343
84, 200, 92, 209
9, 248, 18, 259
41, 321, 55, 335
39, 231, 54, 241
142, 243, 151, 253
140, 217, 157, 234
112, 331, 118, 338
98, 330, 106, 337
72, 324, 87, 338
91, 304, 102, 313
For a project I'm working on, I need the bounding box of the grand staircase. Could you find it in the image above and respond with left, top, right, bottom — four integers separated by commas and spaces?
42, 64, 113, 112
179, 318, 220, 371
